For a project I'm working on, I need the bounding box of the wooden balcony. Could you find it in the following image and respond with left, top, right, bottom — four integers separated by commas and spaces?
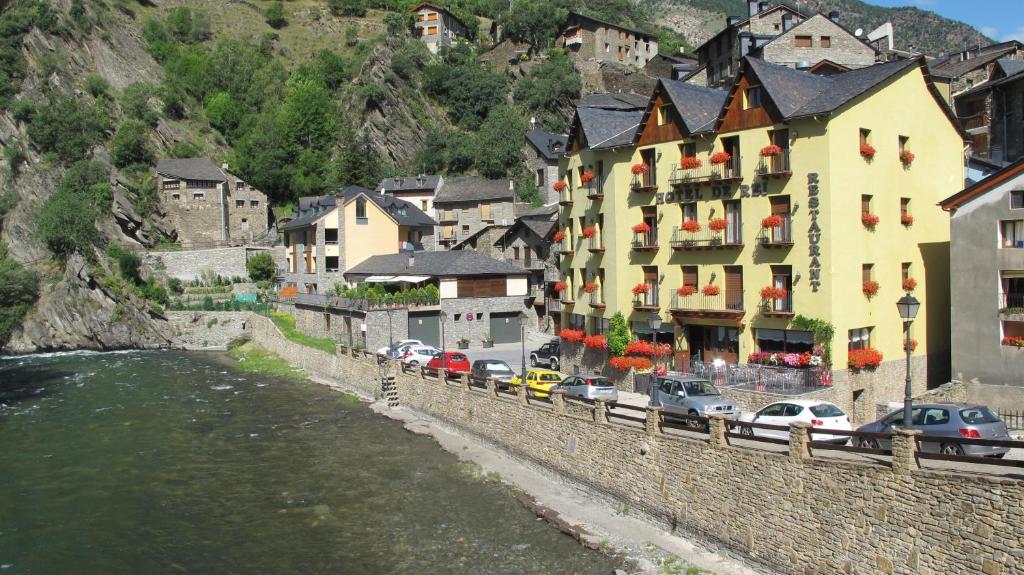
755, 150, 792, 178
670, 226, 743, 251
669, 291, 745, 319
758, 216, 794, 248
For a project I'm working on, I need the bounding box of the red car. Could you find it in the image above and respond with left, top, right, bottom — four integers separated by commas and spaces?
426, 351, 471, 374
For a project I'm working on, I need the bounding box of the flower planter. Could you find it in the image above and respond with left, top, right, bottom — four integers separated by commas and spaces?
482, 341, 494, 348
457, 341, 470, 350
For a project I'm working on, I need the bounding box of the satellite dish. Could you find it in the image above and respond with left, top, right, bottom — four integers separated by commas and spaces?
854, 28, 863, 37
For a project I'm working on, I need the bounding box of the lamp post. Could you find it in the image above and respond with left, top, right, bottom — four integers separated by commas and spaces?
648, 313, 663, 406
518, 311, 528, 399
385, 307, 395, 351
439, 310, 448, 367
896, 293, 921, 428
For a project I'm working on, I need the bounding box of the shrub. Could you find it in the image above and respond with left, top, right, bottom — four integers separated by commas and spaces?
0, 242, 39, 349
265, 2, 286, 28
167, 277, 183, 294
121, 81, 158, 126
327, 0, 367, 17
86, 74, 110, 98
111, 121, 154, 168
606, 312, 630, 357
26, 95, 110, 163
37, 161, 111, 257
106, 244, 142, 285
246, 252, 275, 282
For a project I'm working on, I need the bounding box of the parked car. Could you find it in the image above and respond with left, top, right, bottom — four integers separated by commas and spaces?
529, 341, 560, 371
400, 345, 440, 367
855, 403, 1011, 457
376, 339, 423, 359
737, 400, 851, 444
470, 360, 516, 389
426, 351, 471, 375
652, 374, 741, 423
553, 375, 618, 402
509, 369, 562, 397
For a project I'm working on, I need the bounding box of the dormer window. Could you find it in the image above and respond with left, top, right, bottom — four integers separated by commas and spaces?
356, 198, 367, 223
658, 103, 674, 126
744, 86, 764, 109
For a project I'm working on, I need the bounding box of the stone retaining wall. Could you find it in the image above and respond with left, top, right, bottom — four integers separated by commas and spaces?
166, 311, 252, 349
244, 313, 1023, 575
146, 246, 273, 280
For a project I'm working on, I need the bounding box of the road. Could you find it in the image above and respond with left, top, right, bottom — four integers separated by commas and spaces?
459, 334, 557, 374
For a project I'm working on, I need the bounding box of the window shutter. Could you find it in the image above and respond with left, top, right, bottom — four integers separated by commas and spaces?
770, 196, 790, 215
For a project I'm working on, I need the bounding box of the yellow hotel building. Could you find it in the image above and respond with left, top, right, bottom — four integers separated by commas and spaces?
558, 56, 963, 395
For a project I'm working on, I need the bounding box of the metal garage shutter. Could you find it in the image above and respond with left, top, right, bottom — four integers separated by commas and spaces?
488, 312, 520, 344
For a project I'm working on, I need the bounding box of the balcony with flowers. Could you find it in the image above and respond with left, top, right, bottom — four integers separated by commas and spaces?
581, 171, 602, 201
631, 222, 658, 252
758, 214, 793, 247
554, 180, 572, 207
583, 281, 605, 309
554, 280, 574, 305
759, 285, 793, 317
630, 163, 657, 193
670, 217, 741, 250
632, 282, 660, 312
583, 225, 603, 253
552, 230, 573, 255
755, 145, 791, 178
668, 152, 742, 187
669, 284, 744, 319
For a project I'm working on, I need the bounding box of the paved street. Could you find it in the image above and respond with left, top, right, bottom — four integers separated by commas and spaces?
459, 332, 557, 374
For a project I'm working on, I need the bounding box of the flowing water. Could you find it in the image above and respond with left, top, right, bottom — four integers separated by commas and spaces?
0, 350, 620, 575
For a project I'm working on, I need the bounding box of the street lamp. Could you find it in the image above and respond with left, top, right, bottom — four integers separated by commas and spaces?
439, 310, 448, 365
648, 313, 663, 406
385, 307, 395, 351
518, 311, 528, 398
896, 293, 921, 428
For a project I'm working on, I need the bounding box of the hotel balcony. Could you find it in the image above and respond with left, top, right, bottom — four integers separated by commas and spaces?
588, 290, 606, 310
669, 291, 745, 319
668, 157, 743, 188
585, 182, 604, 201
587, 235, 605, 254
758, 216, 794, 248
438, 210, 458, 223
631, 230, 659, 253
557, 239, 575, 256
755, 150, 792, 178
633, 290, 660, 312
1001, 292, 1024, 313
558, 189, 573, 207
630, 175, 658, 194
547, 297, 563, 312
670, 225, 742, 251
761, 293, 795, 318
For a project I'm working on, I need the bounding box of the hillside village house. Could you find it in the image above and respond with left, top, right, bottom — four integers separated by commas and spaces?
941, 158, 1024, 411
434, 176, 517, 249
952, 57, 1024, 165
560, 12, 658, 68
525, 124, 567, 205
928, 40, 1024, 96
377, 174, 443, 219
410, 2, 469, 53
156, 158, 269, 247
558, 56, 964, 421
280, 186, 435, 295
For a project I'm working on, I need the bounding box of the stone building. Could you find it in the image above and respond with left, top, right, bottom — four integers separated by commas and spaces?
410, 2, 469, 54
155, 158, 269, 248
434, 176, 517, 249
280, 186, 435, 295
928, 40, 1024, 96
753, 13, 877, 72
559, 12, 658, 68
525, 124, 567, 206
377, 174, 443, 219
953, 58, 1024, 165
941, 158, 1024, 410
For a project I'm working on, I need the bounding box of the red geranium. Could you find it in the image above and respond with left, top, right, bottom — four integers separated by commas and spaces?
583, 334, 608, 349
902, 277, 917, 292
676, 285, 697, 296
632, 222, 651, 234
631, 163, 649, 175
860, 143, 876, 159
553, 281, 568, 292
680, 220, 701, 233
701, 284, 720, 296
759, 286, 787, 300
582, 282, 597, 293
680, 156, 702, 170
559, 328, 585, 342
709, 151, 732, 165
761, 215, 784, 229
901, 213, 914, 226
862, 280, 879, 297
1002, 336, 1024, 347
609, 356, 652, 371
553, 230, 565, 242
848, 348, 883, 369
582, 225, 596, 238
861, 212, 879, 228
631, 283, 651, 296
553, 180, 566, 192
580, 171, 594, 184
900, 149, 915, 166
624, 340, 657, 356
760, 144, 782, 157
708, 217, 728, 232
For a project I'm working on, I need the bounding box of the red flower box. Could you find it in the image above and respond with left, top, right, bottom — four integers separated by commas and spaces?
609, 355, 652, 371
553, 281, 568, 292
709, 151, 732, 165
580, 171, 594, 184
631, 283, 651, 296
553, 230, 565, 242
901, 214, 914, 226
860, 143, 876, 159
708, 217, 728, 232
701, 285, 720, 296
582, 282, 597, 293
632, 222, 651, 234
559, 328, 585, 342
624, 340, 657, 356
553, 180, 566, 192
676, 285, 697, 296
759, 286, 787, 300
582, 225, 596, 238
761, 215, 784, 229
760, 144, 782, 157
848, 347, 883, 369
861, 212, 879, 228
1001, 336, 1024, 348
583, 334, 608, 349
680, 220, 701, 233
862, 280, 879, 297
680, 156, 702, 170
900, 149, 915, 166
631, 163, 649, 175
902, 277, 917, 292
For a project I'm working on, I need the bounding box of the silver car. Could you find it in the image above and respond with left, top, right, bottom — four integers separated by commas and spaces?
855, 403, 1011, 457
554, 375, 618, 402
652, 374, 741, 420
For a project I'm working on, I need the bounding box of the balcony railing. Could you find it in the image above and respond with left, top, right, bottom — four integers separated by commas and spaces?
547, 297, 563, 312
669, 291, 744, 318
585, 182, 603, 200
758, 216, 794, 247
670, 225, 742, 250
755, 150, 792, 177
761, 293, 794, 317
588, 235, 605, 253
631, 230, 659, 252
589, 290, 606, 308
1001, 292, 1024, 311
558, 189, 573, 206
633, 290, 660, 311
668, 157, 742, 187
438, 211, 458, 223
630, 175, 658, 193
960, 113, 986, 131
686, 360, 830, 394
558, 239, 574, 255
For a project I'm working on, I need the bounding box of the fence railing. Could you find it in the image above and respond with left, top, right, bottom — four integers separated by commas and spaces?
670, 225, 742, 249
1000, 292, 1024, 310
755, 150, 791, 176
761, 293, 794, 315
669, 291, 744, 313
668, 157, 742, 186
633, 289, 659, 309
588, 235, 604, 251
999, 409, 1024, 430
758, 216, 793, 246
686, 359, 829, 393
631, 230, 658, 249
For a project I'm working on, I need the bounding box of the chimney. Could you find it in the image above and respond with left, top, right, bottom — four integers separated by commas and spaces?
828, 10, 840, 22
748, 0, 759, 17
758, 1, 769, 13
408, 253, 415, 268
530, 116, 537, 129
221, 163, 229, 170
782, 12, 793, 32
727, 16, 740, 27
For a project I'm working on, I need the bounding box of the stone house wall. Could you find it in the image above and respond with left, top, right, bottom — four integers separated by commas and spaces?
244, 312, 1024, 575
145, 246, 272, 281
158, 176, 226, 247
759, 14, 876, 70
436, 199, 517, 247
524, 144, 560, 205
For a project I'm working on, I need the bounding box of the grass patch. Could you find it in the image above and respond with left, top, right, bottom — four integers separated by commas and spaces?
270, 310, 336, 354
227, 341, 306, 380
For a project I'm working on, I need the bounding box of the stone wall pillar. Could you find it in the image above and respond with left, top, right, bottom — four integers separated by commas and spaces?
788, 421, 812, 464
461, 373, 471, 391
708, 415, 728, 449
645, 405, 663, 436
891, 428, 921, 475
551, 390, 566, 415
594, 399, 609, 425
486, 378, 499, 399
517, 380, 529, 406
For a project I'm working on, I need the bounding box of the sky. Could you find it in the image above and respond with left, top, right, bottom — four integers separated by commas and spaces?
865, 0, 1023, 43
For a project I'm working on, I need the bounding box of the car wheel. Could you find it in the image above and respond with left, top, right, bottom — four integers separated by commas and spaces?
686, 410, 705, 431
940, 443, 965, 456
858, 438, 880, 450
408, 360, 419, 367
550, 358, 559, 371
993, 453, 1006, 459
530, 355, 538, 367
739, 426, 754, 437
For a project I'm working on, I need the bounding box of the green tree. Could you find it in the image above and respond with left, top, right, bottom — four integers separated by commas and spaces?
205, 91, 242, 135
327, 0, 367, 17
246, 252, 276, 282
0, 242, 38, 348
37, 161, 112, 258
513, 49, 580, 132
106, 244, 143, 285
499, 0, 570, 49
26, 96, 111, 163
265, 2, 286, 29
383, 12, 409, 37
474, 105, 527, 178
607, 312, 630, 357
111, 121, 154, 168
121, 81, 159, 126
423, 44, 506, 130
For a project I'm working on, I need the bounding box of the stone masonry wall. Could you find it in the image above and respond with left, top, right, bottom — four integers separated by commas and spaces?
167, 311, 251, 349
243, 312, 1024, 575
146, 247, 273, 280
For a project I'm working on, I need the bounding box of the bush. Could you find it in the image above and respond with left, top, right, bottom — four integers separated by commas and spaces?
11, 100, 33, 123
606, 312, 630, 357
246, 253, 276, 282
37, 161, 111, 257
265, 2, 286, 29
26, 95, 111, 163
86, 74, 110, 98
423, 44, 507, 131
167, 277, 183, 294
327, 0, 367, 17
111, 120, 154, 168
201, 296, 215, 311
0, 242, 39, 349
106, 244, 143, 285
474, 105, 527, 178
391, 40, 430, 81
120, 81, 158, 125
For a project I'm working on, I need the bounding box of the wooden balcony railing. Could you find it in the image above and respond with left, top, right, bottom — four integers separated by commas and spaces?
670, 225, 742, 250
669, 291, 745, 318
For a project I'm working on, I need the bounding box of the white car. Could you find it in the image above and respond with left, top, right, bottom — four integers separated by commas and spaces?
376, 339, 423, 358
737, 399, 852, 444
400, 345, 440, 367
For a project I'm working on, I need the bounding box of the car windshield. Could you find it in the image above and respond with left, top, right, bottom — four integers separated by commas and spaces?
960, 406, 1001, 424
537, 373, 560, 382
682, 380, 719, 396
809, 404, 845, 418
482, 362, 512, 373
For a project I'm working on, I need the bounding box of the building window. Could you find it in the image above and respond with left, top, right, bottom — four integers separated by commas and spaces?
902, 262, 912, 282
900, 197, 911, 219
235, 199, 244, 208
605, 43, 609, 52
820, 36, 831, 48
421, 200, 429, 211
163, 180, 180, 190
860, 128, 871, 146
1001, 220, 1024, 248
795, 35, 812, 47
193, 192, 205, 201
171, 193, 180, 200
251, 200, 259, 208
536, 168, 545, 187
462, 224, 470, 233
681, 202, 697, 223
848, 327, 871, 351
1010, 190, 1024, 209
744, 86, 764, 109
756, 329, 814, 353
680, 142, 696, 159
682, 265, 697, 289
513, 247, 520, 260
325, 228, 338, 245
658, 103, 674, 126
356, 198, 367, 223
861, 194, 872, 215
241, 218, 247, 224
639, 148, 657, 186
481, 203, 493, 222
899, 135, 909, 154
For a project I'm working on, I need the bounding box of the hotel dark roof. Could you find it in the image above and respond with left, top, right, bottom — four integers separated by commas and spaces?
156, 158, 226, 182
572, 107, 643, 150
525, 128, 568, 161
345, 250, 526, 278
433, 176, 514, 203
656, 79, 729, 133
578, 92, 649, 110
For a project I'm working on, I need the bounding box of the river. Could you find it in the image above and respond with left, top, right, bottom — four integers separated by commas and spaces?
0, 350, 621, 574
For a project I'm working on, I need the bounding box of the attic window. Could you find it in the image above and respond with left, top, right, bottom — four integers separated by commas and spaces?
795, 35, 812, 48
820, 36, 831, 48
356, 198, 367, 223
744, 86, 764, 109
1010, 190, 1023, 209
658, 103, 674, 126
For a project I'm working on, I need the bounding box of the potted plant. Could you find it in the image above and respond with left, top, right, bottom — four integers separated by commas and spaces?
904, 339, 918, 352
553, 180, 566, 192
902, 277, 917, 292
631, 163, 649, 175
760, 144, 782, 157
632, 222, 651, 235
632, 283, 651, 297
583, 334, 608, 349
860, 143, 876, 160
708, 217, 728, 233
580, 171, 594, 184
761, 215, 784, 229
848, 347, 883, 369
701, 284, 720, 296
710, 151, 731, 165
676, 285, 697, 296
680, 220, 701, 233
901, 213, 914, 226
553, 280, 568, 293
1001, 336, 1024, 347
457, 337, 470, 350
900, 149, 915, 166
680, 156, 702, 170
861, 212, 879, 228
552, 230, 565, 242
559, 328, 585, 342
582, 225, 596, 238
760, 286, 787, 301
482, 333, 494, 348
862, 279, 880, 298
583, 282, 597, 293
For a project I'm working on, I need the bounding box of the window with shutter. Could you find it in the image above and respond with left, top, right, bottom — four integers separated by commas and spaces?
682, 266, 697, 287
862, 264, 874, 283
724, 266, 743, 309
861, 195, 872, 214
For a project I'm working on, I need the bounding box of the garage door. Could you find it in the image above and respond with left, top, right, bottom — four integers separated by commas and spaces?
489, 312, 520, 344
408, 312, 440, 348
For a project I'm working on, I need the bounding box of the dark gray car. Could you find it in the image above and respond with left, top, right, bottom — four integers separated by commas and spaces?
652, 374, 741, 420
529, 341, 560, 371
856, 403, 1011, 457
470, 359, 515, 389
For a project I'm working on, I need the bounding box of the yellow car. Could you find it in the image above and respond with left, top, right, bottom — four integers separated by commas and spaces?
509, 369, 563, 398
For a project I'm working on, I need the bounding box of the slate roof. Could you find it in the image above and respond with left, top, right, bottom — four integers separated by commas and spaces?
928, 42, 1022, 79
377, 174, 441, 193
693, 4, 805, 52
659, 79, 728, 133
997, 58, 1024, 78
563, 12, 654, 40
155, 158, 226, 182
433, 176, 514, 204
346, 191, 437, 227
578, 92, 649, 110
515, 203, 559, 218
525, 128, 568, 161
745, 57, 833, 117
574, 107, 643, 150
281, 211, 330, 232
940, 157, 1024, 211
521, 217, 556, 239
788, 58, 917, 118
345, 250, 526, 278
